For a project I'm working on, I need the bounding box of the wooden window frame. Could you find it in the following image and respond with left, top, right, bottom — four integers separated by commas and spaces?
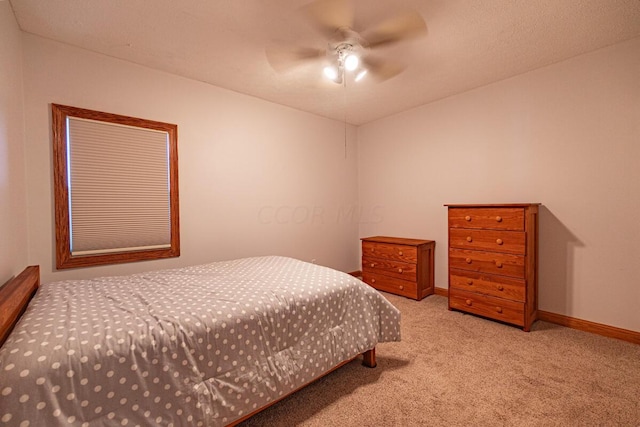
52, 104, 180, 269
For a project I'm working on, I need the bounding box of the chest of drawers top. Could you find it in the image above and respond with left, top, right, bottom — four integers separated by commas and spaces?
361, 235, 434, 246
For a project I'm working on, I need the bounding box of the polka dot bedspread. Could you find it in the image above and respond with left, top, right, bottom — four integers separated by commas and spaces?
0, 256, 401, 426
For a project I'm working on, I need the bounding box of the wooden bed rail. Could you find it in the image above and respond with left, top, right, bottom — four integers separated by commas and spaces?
228, 348, 377, 426
0, 265, 40, 347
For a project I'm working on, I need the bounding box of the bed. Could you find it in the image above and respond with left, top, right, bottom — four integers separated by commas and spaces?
0, 256, 400, 426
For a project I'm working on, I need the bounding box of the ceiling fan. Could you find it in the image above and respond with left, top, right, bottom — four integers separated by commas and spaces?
266, 0, 427, 84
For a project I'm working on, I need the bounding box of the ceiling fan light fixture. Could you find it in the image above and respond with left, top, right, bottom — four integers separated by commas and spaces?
344, 53, 359, 71
355, 68, 368, 82
323, 65, 340, 81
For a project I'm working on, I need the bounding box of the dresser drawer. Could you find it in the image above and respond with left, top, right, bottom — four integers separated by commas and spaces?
362, 241, 418, 263
362, 272, 417, 299
449, 248, 525, 278
362, 256, 417, 281
449, 228, 525, 255
449, 288, 525, 327
449, 269, 525, 302
449, 208, 525, 231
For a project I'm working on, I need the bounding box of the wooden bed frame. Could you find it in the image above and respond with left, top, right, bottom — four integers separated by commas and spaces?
0, 265, 39, 347
0, 265, 376, 425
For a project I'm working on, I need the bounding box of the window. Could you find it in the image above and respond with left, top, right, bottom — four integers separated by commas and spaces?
52, 104, 180, 269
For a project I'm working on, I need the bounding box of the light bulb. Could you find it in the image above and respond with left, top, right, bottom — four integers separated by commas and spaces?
355, 69, 368, 82
344, 54, 359, 71
323, 65, 339, 81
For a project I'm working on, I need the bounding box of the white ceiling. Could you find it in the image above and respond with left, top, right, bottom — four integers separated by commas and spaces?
10, 0, 640, 125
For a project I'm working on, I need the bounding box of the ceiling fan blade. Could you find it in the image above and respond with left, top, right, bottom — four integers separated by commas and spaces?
361, 56, 406, 82
300, 0, 355, 39
364, 10, 427, 49
265, 45, 325, 73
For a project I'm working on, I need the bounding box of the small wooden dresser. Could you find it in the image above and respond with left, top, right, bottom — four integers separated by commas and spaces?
361, 236, 435, 300
445, 204, 540, 331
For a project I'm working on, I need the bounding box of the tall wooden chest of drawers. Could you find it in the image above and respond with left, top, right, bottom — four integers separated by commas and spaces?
361, 236, 435, 300
445, 204, 540, 331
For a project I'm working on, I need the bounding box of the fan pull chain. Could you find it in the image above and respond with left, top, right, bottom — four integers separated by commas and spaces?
343, 76, 347, 159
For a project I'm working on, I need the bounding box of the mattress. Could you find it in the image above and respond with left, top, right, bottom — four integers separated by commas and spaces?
0, 256, 401, 426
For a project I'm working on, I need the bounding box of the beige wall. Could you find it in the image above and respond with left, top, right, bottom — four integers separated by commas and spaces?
358, 37, 640, 332
0, 3, 28, 284
22, 34, 360, 283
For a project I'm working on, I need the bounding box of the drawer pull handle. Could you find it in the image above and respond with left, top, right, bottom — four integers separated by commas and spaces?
370, 263, 375, 268
496, 216, 502, 222
399, 285, 404, 290
465, 215, 471, 221
495, 261, 503, 268
496, 238, 503, 245
497, 285, 504, 291
465, 258, 472, 264
371, 278, 376, 283
398, 251, 403, 256
398, 268, 403, 273
496, 307, 503, 313
466, 279, 473, 286
465, 299, 472, 306
466, 236, 472, 242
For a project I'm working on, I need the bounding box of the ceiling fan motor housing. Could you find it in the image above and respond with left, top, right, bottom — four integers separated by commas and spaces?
326, 27, 366, 74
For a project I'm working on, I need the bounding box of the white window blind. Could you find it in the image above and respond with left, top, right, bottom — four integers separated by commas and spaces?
67, 117, 171, 255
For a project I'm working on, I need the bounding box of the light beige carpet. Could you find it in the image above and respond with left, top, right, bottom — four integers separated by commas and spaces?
240, 294, 640, 426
